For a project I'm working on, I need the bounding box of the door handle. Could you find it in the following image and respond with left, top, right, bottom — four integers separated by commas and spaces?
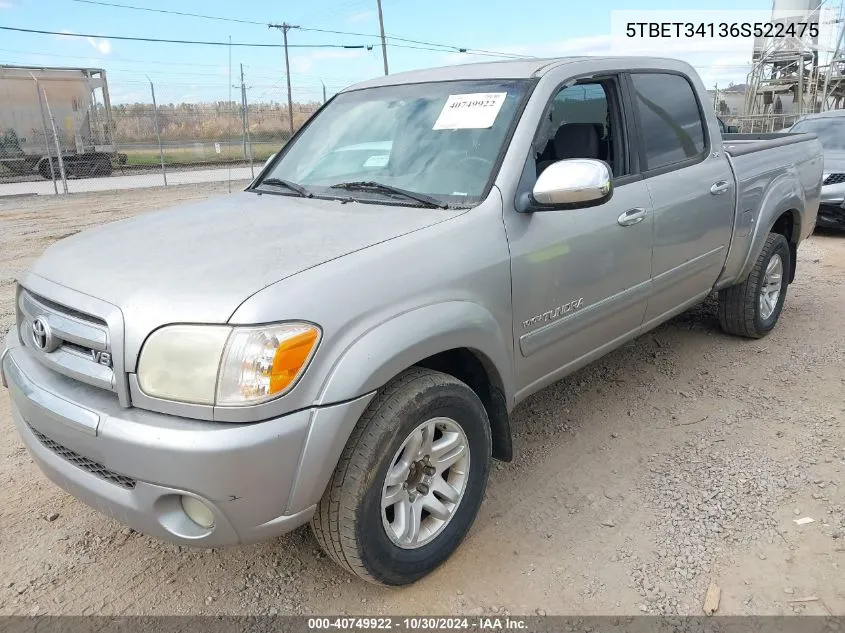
710, 180, 730, 195
617, 207, 646, 226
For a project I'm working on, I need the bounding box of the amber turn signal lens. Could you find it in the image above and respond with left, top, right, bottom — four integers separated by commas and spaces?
270, 328, 320, 394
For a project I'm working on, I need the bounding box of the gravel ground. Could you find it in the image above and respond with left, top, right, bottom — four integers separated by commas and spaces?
0, 186, 843, 617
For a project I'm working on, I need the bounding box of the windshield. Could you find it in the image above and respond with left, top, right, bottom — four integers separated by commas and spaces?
790, 117, 845, 150
256, 79, 531, 206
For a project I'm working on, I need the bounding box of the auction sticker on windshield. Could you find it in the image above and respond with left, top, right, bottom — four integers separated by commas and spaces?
433, 92, 507, 130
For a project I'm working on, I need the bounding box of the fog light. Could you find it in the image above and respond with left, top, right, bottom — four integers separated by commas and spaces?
180, 495, 215, 529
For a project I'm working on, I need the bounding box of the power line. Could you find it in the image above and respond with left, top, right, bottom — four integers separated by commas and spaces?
0, 26, 372, 49
65, 0, 530, 59
0, 46, 360, 82
386, 43, 528, 59
297, 26, 529, 58
69, 0, 266, 25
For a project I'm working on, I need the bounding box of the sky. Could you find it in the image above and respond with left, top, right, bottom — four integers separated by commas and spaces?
0, 0, 830, 105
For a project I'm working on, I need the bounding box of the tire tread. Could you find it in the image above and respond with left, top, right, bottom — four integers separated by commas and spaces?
311, 367, 465, 584
718, 232, 788, 339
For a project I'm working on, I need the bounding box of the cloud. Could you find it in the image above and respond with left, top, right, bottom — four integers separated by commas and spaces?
55, 29, 112, 55
291, 48, 365, 73
435, 33, 753, 86
87, 37, 112, 55
347, 10, 375, 23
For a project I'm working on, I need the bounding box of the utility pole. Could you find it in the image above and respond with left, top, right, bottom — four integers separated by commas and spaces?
268, 22, 299, 138
376, 0, 388, 75
322, 81, 327, 104
240, 64, 254, 178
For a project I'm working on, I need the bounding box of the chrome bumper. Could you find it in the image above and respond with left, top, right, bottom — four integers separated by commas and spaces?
820, 182, 845, 206
2, 329, 373, 546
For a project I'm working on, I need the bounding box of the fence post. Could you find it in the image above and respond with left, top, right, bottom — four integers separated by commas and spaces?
148, 77, 167, 187
31, 74, 58, 195
242, 74, 254, 180
41, 88, 68, 194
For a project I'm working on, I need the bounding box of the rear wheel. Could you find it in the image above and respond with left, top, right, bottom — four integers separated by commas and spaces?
93, 154, 113, 177
311, 367, 491, 585
718, 232, 790, 338
38, 158, 56, 180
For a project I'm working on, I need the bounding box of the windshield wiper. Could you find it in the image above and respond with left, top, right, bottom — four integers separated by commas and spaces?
259, 177, 313, 198
329, 181, 448, 209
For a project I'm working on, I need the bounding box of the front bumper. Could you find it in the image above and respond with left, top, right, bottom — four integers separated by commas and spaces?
818, 183, 845, 229
2, 329, 373, 546
817, 203, 845, 230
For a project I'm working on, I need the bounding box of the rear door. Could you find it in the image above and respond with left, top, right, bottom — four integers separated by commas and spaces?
625, 71, 735, 325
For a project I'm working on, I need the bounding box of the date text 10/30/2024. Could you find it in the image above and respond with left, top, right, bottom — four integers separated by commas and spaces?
307, 616, 530, 630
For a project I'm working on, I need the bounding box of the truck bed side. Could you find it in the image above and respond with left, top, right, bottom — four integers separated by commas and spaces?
714, 134, 822, 290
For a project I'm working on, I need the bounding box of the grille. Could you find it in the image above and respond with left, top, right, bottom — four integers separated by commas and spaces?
28, 425, 137, 490
823, 173, 845, 185
18, 289, 116, 393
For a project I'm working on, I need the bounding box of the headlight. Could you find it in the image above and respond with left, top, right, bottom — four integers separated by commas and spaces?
137, 322, 321, 406
216, 323, 320, 405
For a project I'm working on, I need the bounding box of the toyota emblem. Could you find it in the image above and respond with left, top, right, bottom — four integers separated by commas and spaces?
31, 317, 57, 352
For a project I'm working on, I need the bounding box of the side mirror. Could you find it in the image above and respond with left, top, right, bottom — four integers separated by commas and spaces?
531, 158, 612, 209
726, 125, 739, 134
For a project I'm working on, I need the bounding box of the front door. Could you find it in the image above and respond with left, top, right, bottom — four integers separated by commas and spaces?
504, 75, 654, 398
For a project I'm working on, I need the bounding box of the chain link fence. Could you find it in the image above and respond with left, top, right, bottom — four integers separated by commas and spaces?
0, 66, 323, 197
722, 113, 803, 133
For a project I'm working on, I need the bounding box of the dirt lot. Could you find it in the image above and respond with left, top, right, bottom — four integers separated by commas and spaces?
1, 186, 843, 617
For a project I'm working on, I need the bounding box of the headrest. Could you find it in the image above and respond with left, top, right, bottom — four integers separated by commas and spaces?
553, 122, 600, 160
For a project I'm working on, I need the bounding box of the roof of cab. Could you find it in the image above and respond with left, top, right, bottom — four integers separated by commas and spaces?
341, 57, 589, 91
341, 56, 696, 92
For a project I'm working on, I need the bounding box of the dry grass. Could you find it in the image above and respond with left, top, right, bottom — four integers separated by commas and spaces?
111, 102, 320, 144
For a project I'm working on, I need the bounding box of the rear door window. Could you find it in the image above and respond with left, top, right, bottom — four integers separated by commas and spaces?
630, 73, 706, 171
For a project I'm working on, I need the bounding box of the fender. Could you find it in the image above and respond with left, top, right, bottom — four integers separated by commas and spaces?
285, 303, 515, 513
719, 169, 804, 289
317, 301, 514, 410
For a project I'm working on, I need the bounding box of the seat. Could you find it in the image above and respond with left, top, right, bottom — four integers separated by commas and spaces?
537, 122, 601, 175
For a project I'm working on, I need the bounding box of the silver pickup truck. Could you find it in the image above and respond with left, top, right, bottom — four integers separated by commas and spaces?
1, 57, 822, 586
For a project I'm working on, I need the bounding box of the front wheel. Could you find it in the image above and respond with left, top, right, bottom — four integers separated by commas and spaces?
311, 367, 491, 585
718, 232, 791, 338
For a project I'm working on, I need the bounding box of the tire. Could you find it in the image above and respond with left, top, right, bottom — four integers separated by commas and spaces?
38, 158, 55, 180
718, 232, 790, 338
311, 367, 492, 585
94, 155, 113, 177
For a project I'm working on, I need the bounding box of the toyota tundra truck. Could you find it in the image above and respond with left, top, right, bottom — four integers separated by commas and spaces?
1, 57, 822, 586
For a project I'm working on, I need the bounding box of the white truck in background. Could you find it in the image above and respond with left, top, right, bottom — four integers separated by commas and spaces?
0, 65, 125, 180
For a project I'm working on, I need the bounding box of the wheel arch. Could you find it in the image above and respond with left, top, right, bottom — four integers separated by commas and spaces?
415, 347, 512, 462
733, 174, 804, 287
317, 302, 515, 462
769, 208, 801, 283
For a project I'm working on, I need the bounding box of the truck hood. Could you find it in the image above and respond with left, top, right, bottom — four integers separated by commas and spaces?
29, 191, 459, 327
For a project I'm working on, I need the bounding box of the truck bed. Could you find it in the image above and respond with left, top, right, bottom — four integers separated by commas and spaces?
715, 131, 823, 291
722, 132, 818, 157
